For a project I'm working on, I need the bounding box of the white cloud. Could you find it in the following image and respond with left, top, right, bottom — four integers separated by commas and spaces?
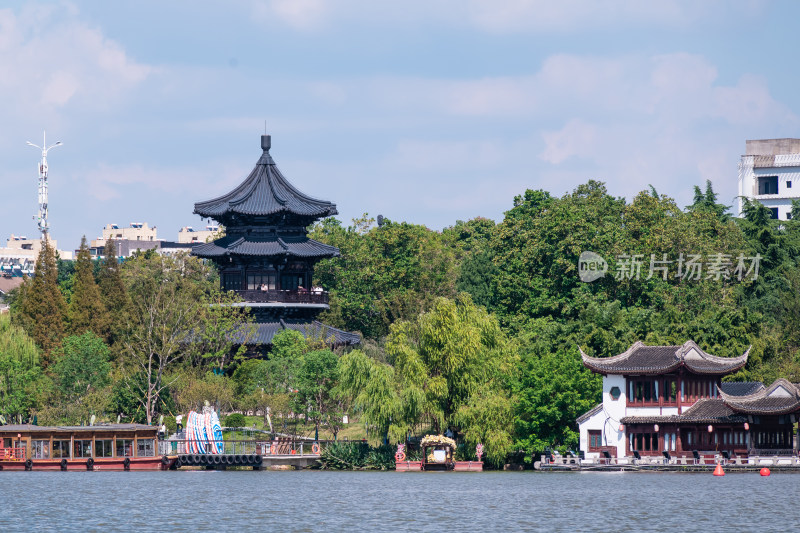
244, 0, 766, 34
540, 120, 597, 164
249, 0, 331, 30
0, 4, 152, 122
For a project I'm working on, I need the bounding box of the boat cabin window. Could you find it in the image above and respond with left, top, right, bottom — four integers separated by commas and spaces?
116, 439, 134, 458
32, 440, 50, 459
74, 440, 93, 458
137, 439, 155, 457
2, 438, 10, 448
96, 439, 113, 458
52, 440, 71, 458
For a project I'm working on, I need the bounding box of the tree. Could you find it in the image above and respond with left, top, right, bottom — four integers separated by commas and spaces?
68, 236, 110, 338
173, 372, 236, 413
294, 349, 345, 440
119, 252, 210, 424
339, 294, 516, 462
0, 314, 44, 422
16, 240, 67, 363
514, 343, 601, 451
98, 238, 128, 315
310, 215, 458, 339
190, 288, 255, 371
51, 332, 111, 403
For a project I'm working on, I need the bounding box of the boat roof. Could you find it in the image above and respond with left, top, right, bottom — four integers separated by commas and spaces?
0, 424, 156, 434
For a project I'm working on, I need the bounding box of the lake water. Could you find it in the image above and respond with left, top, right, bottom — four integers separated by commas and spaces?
0, 470, 794, 531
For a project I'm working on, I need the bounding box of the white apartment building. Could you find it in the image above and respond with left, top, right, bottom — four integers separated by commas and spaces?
737, 138, 800, 220
91, 222, 158, 248
177, 225, 220, 244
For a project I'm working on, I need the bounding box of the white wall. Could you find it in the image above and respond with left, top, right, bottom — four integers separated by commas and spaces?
738, 154, 800, 220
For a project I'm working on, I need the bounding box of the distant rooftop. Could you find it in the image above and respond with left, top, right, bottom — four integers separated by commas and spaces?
745, 138, 800, 156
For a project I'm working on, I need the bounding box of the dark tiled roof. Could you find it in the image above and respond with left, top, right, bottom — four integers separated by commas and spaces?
576, 403, 603, 424
720, 379, 800, 415
244, 319, 360, 347
192, 235, 339, 259
621, 400, 746, 425
720, 381, 765, 396
194, 135, 338, 221
580, 340, 749, 376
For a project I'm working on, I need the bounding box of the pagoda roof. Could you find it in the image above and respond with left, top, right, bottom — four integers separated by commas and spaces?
239, 319, 360, 347
719, 378, 800, 415
192, 235, 339, 259
621, 399, 747, 425
580, 340, 749, 376
193, 135, 338, 221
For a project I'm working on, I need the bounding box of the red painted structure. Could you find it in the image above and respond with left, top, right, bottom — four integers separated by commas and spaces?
0, 424, 173, 471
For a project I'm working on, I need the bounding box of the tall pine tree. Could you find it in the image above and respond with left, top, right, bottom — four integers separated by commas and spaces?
17, 239, 67, 365
69, 236, 109, 338
98, 238, 128, 316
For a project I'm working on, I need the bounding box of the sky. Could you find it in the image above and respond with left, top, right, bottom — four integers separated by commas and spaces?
1, 0, 799, 249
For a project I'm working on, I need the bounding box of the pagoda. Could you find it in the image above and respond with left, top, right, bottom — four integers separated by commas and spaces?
192, 134, 360, 351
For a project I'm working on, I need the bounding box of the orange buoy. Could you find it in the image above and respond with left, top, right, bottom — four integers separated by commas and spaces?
713, 463, 725, 476
760, 467, 771, 476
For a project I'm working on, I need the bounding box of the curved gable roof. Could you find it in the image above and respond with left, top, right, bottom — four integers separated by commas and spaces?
720, 378, 800, 415
580, 340, 749, 376
193, 135, 338, 221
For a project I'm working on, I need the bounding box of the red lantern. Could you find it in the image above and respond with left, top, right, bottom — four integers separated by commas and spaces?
744, 422, 750, 431
707, 425, 713, 433
654, 424, 659, 432
618, 424, 624, 432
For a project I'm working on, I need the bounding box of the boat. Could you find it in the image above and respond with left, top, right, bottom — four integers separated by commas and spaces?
395, 435, 484, 472
0, 424, 175, 471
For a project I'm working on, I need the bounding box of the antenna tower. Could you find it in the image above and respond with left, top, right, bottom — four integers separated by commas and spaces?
26, 132, 62, 241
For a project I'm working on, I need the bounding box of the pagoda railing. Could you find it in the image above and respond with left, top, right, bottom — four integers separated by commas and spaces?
236, 289, 329, 305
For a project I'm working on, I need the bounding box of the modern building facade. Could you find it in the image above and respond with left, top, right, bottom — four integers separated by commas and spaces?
191, 134, 360, 351
178, 225, 220, 244
578, 341, 800, 460
0, 234, 73, 277
737, 138, 800, 220
91, 222, 158, 248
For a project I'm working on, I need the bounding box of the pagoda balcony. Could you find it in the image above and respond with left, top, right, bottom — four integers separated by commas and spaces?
236, 289, 329, 305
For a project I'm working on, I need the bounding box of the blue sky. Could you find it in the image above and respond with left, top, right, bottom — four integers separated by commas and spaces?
1, 0, 799, 249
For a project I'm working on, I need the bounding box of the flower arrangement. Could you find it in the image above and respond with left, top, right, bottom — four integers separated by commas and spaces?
420, 434, 456, 448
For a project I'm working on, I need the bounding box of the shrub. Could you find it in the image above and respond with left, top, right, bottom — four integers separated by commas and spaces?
224, 413, 247, 427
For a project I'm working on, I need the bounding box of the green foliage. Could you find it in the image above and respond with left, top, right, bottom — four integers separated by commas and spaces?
0, 314, 45, 421
118, 252, 212, 424
339, 294, 515, 461
224, 413, 247, 427
310, 215, 458, 338
68, 236, 109, 339
51, 332, 111, 402
294, 349, 346, 439
190, 288, 255, 371
15, 240, 68, 363
110, 371, 176, 424
172, 371, 236, 413
232, 358, 271, 397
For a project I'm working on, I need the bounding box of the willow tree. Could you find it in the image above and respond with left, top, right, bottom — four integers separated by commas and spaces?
0, 313, 43, 422
338, 294, 516, 463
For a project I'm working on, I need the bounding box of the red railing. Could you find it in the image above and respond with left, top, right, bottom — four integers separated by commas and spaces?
0, 447, 25, 460
236, 290, 329, 305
